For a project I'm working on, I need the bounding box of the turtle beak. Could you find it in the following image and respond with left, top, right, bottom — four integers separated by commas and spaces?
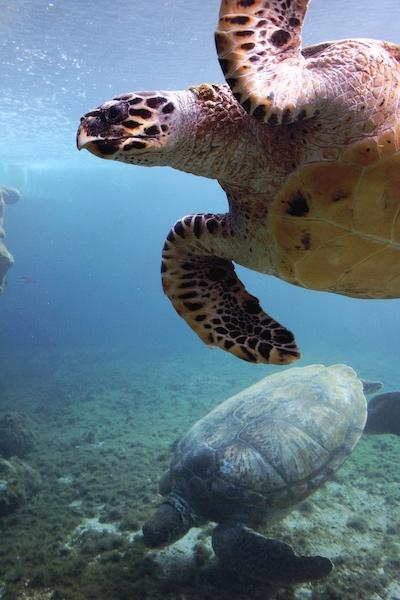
76, 127, 99, 151
77, 101, 131, 156
76, 125, 123, 157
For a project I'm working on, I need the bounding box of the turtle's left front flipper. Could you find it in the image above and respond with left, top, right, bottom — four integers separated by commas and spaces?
161, 213, 300, 364
212, 523, 333, 584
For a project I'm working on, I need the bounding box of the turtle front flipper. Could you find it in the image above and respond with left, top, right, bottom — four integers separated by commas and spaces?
215, 0, 316, 124
212, 523, 333, 584
161, 213, 299, 364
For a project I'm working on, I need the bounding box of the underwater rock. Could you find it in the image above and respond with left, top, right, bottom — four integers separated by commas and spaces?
0, 412, 36, 458
0, 456, 41, 517
0, 186, 20, 293
78, 528, 126, 554
66, 517, 127, 556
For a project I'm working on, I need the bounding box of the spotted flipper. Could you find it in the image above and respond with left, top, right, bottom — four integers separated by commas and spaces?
212, 523, 333, 583
161, 213, 299, 364
215, 0, 316, 124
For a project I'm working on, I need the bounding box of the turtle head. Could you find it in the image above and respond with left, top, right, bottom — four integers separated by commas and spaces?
77, 91, 189, 166
142, 500, 192, 548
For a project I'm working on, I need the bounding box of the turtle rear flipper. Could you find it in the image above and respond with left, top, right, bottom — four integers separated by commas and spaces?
215, 0, 316, 124
212, 523, 333, 584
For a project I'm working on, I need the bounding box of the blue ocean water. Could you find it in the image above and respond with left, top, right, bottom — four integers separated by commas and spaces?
0, 1, 400, 599
0, 0, 399, 369
0, 0, 399, 371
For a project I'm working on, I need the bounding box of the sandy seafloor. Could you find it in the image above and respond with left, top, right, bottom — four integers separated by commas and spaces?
0, 341, 399, 600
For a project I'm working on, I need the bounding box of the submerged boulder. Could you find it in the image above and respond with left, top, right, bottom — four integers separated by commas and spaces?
0, 412, 36, 458
0, 457, 41, 517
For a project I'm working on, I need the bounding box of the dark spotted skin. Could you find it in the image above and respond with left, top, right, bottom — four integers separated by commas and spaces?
216, 0, 312, 124
161, 213, 299, 364
77, 92, 176, 166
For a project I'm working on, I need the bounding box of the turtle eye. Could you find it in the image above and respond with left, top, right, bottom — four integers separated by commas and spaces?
103, 103, 128, 123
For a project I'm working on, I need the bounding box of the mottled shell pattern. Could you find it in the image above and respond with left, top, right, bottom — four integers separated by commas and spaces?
168, 364, 366, 525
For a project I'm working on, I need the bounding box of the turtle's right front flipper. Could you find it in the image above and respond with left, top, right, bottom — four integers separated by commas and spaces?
161, 213, 299, 364
215, 0, 316, 125
212, 523, 333, 584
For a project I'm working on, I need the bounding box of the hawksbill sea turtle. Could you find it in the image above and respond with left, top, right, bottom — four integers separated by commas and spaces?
77, 0, 400, 364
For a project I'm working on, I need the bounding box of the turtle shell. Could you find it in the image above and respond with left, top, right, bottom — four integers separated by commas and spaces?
269, 132, 400, 298
167, 364, 366, 526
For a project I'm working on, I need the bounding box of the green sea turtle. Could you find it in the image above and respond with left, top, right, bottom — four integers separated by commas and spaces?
77, 0, 400, 364
142, 364, 366, 583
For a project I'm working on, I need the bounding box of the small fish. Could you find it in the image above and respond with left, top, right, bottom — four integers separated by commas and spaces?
365, 392, 400, 435
20, 276, 35, 284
